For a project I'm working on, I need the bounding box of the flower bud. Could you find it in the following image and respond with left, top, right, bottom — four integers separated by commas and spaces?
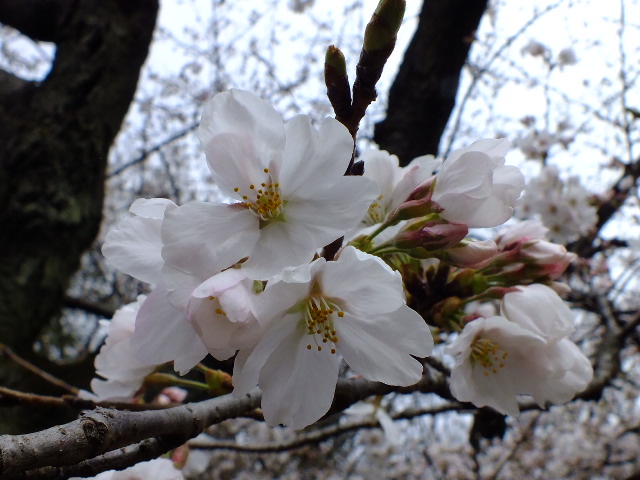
364, 0, 406, 52
444, 239, 499, 268
393, 218, 468, 253
325, 45, 347, 77
382, 176, 439, 227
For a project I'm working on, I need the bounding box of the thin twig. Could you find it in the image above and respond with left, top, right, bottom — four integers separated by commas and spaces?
0, 344, 79, 395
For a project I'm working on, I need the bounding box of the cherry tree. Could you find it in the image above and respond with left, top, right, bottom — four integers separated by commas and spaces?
1, 0, 640, 479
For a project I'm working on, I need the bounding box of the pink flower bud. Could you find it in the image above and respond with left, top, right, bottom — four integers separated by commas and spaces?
445, 240, 499, 268
393, 219, 468, 252
382, 176, 440, 226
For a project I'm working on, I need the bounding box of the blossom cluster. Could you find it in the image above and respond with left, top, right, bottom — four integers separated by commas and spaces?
517, 164, 597, 243
92, 88, 593, 434
448, 284, 592, 416
521, 39, 578, 68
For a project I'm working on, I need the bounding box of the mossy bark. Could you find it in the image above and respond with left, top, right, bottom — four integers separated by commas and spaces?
0, 0, 158, 433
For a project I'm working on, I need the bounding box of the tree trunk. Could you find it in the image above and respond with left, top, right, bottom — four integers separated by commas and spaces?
0, 0, 158, 433
374, 0, 488, 165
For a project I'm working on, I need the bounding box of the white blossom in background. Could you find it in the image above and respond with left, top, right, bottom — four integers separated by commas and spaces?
88, 296, 155, 401
447, 284, 592, 415
521, 39, 550, 58
69, 458, 183, 480
517, 119, 574, 160
432, 139, 525, 228
165, 89, 379, 280
557, 47, 578, 67
234, 246, 434, 429
345, 399, 401, 445
516, 165, 597, 243
590, 254, 613, 294
519, 130, 557, 160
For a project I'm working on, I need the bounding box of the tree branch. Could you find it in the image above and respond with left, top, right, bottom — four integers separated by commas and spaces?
189, 402, 464, 454
0, 390, 262, 478
63, 296, 115, 319
0, 367, 450, 477
17, 438, 184, 480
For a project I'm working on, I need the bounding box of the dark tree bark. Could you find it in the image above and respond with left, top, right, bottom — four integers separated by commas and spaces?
374, 0, 488, 165
0, 0, 158, 433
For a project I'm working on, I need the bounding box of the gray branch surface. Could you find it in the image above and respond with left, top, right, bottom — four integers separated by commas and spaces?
0, 391, 262, 479
0, 369, 450, 479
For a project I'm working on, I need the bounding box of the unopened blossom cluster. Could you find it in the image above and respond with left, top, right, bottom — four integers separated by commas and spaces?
521, 39, 578, 68
93, 88, 593, 432
516, 164, 597, 243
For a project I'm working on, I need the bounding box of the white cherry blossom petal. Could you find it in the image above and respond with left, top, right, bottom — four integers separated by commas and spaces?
320, 246, 405, 315
279, 116, 353, 195
501, 284, 575, 342
102, 215, 164, 285
89, 297, 155, 401
433, 139, 524, 228
233, 315, 295, 396
129, 197, 177, 219
336, 306, 432, 386
258, 321, 340, 429
132, 286, 208, 375
162, 201, 258, 278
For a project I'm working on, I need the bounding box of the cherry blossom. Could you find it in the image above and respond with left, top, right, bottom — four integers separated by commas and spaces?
448, 316, 551, 416
102, 198, 209, 374
500, 283, 575, 342
516, 165, 596, 243
448, 315, 591, 415
186, 269, 261, 359
164, 89, 379, 280
358, 148, 439, 227
447, 284, 593, 415
88, 296, 155, 401
233, 246, 434, 429
431, 139, 524, 228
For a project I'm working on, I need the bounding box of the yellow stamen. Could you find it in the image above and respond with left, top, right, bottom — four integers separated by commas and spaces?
470, 337, 509, 376
232, 169, 284, 223
303, 296, 344, 355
